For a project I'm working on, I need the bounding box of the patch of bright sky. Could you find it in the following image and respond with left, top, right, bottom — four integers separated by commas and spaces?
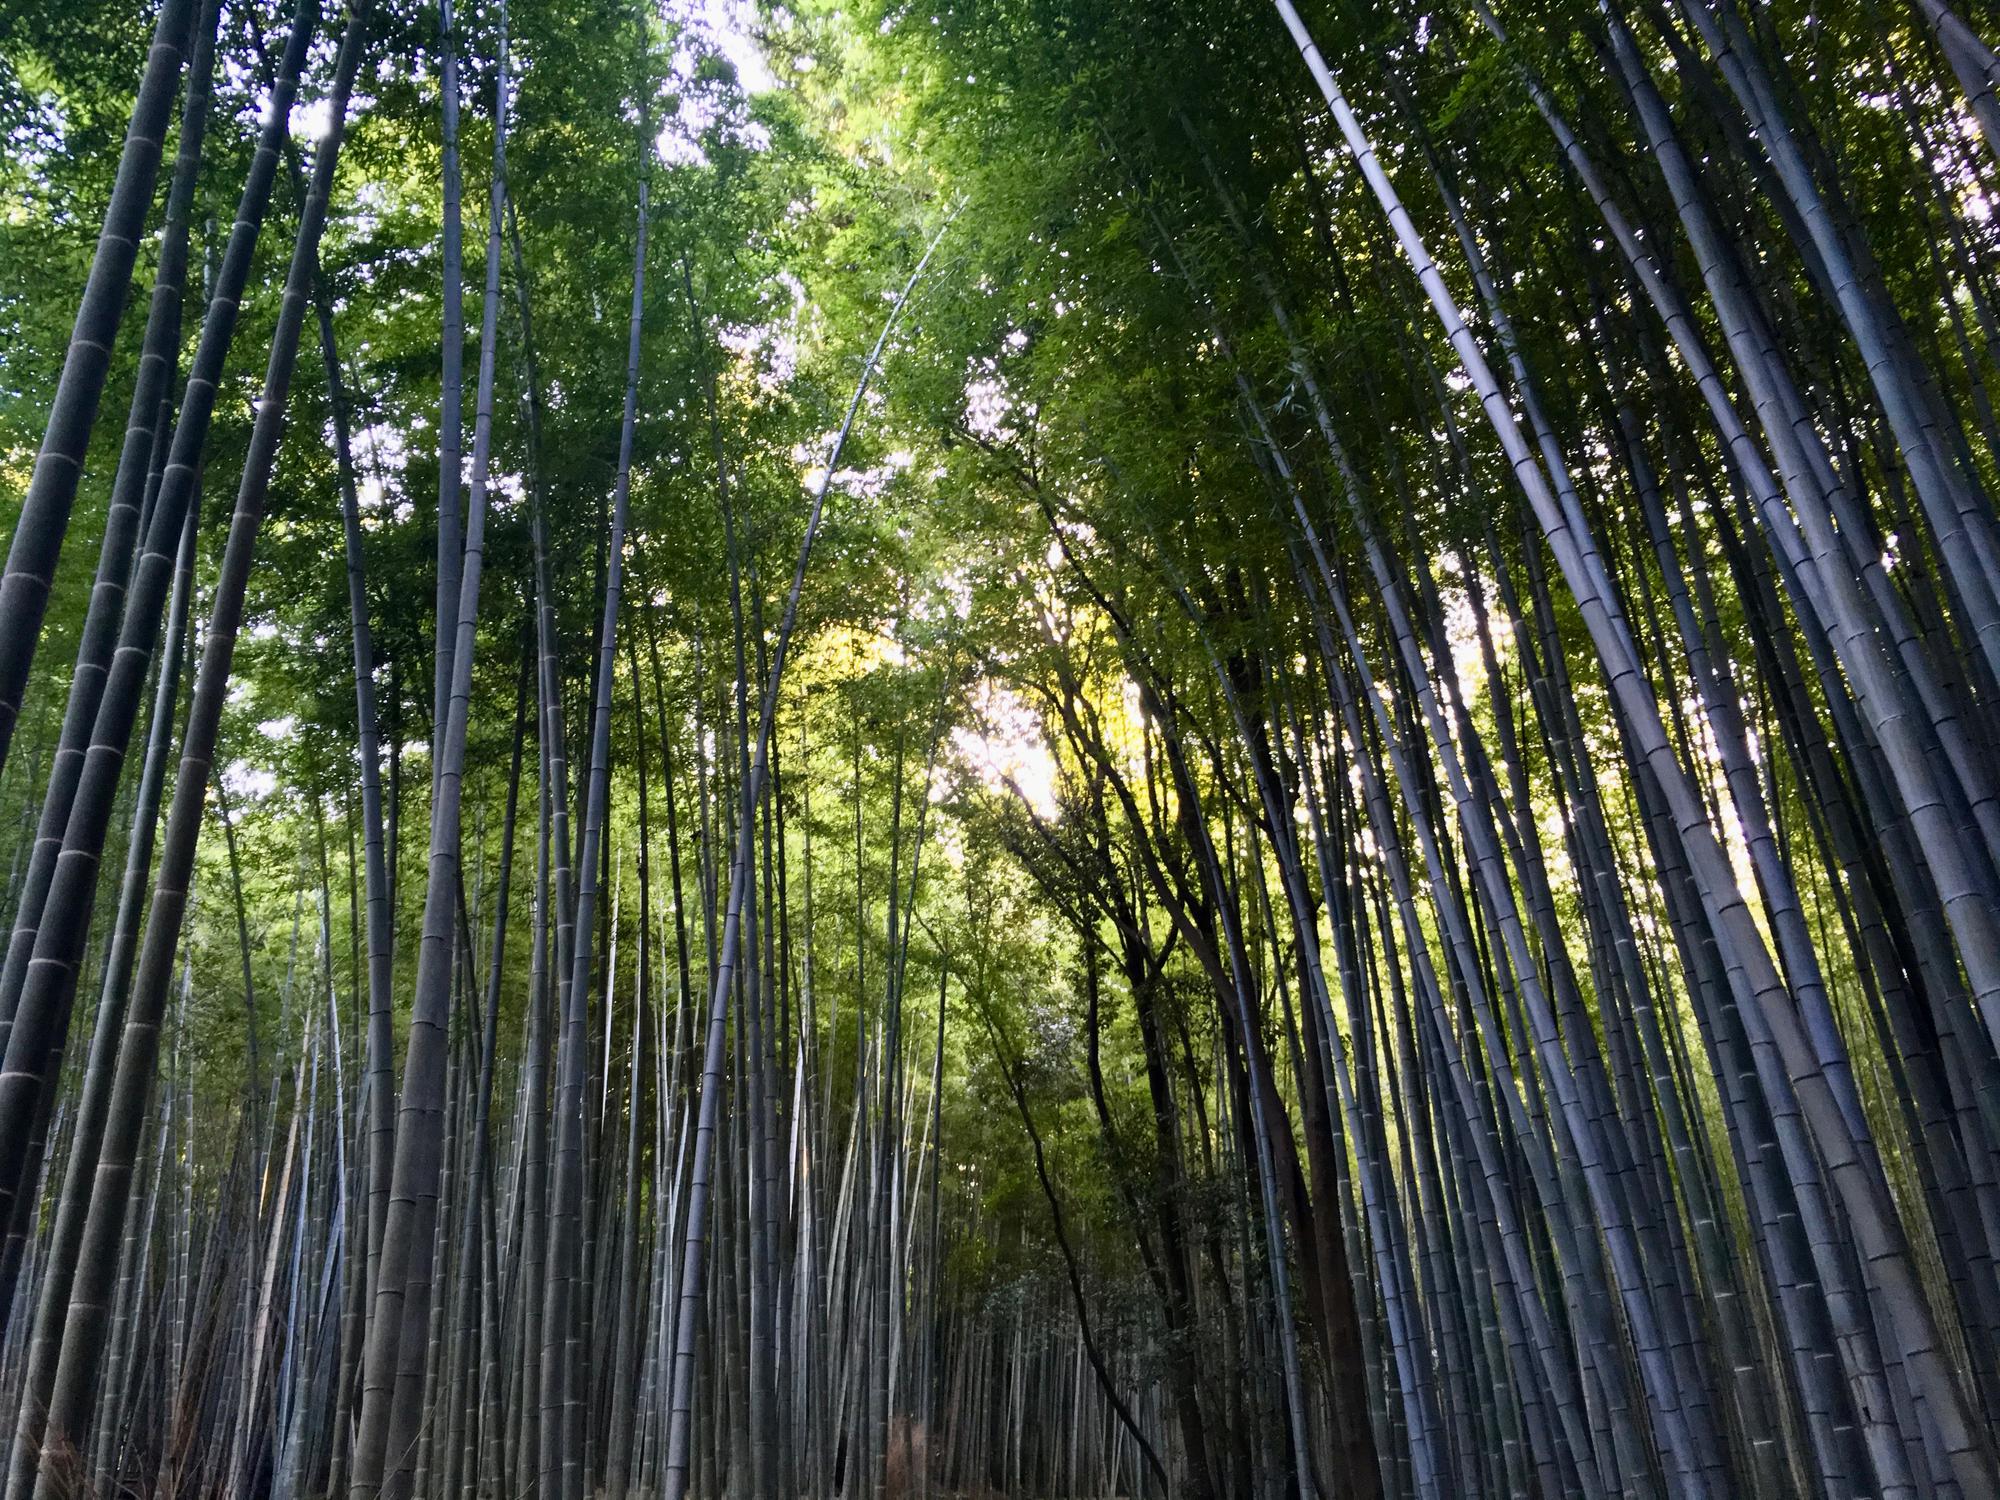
953, 680, 1062, 820
223, 759, 279, 800
717, 270, 805, 389
698, 0, 777, 92
3, 88, 63, 184
1438, 573, 1503, 698
294, 96, 336, 141
964, 363, 1012, 442
910, 563, 974, 623
352, 420, 410, 520
824, 447, 913, 500
657, 0, 777, 165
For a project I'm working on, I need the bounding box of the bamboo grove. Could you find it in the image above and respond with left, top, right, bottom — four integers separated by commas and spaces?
4, 0, 2000, 1494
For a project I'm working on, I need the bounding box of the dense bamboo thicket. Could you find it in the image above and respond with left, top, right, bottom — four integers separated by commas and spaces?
5, 0, 2000, 1494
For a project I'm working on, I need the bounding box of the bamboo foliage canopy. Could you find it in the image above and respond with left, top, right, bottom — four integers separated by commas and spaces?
4, 0, 2000, 1495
